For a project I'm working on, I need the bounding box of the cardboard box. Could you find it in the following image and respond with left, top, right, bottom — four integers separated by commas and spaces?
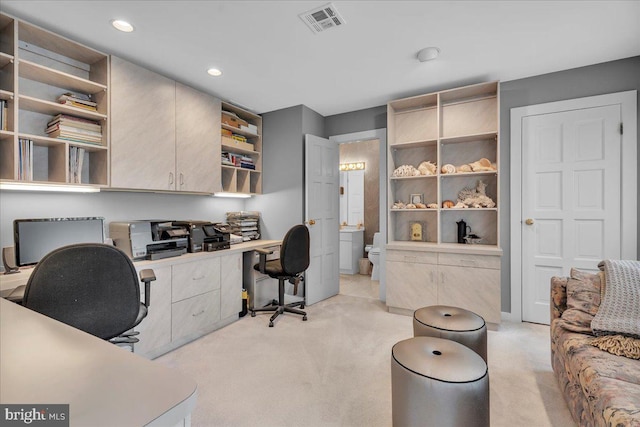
222, 113, 248, 129
222, 136, 255, 152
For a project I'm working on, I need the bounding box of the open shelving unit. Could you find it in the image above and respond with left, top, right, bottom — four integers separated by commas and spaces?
220, 101, 262, 194
0, 12, 109, 187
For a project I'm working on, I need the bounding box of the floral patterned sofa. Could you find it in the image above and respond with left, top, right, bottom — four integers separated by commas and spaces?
550, 269, 640, 427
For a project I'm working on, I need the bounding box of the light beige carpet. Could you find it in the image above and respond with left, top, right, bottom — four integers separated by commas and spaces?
155, 291, 575, 427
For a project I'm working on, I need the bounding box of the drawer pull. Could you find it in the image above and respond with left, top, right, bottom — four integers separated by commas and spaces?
192, 275, 205, 281
192, 310, 206, 317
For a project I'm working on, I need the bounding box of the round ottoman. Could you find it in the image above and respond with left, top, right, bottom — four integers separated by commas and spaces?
413, 305, 487, 362
391, 336, 489, 427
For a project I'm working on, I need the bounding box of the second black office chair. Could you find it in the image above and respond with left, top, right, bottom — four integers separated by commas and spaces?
22, 243, 155, 346
251, 224, 310, 327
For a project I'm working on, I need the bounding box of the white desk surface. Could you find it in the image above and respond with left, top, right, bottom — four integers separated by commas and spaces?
0, 298, 197, 426
0, 239, 281, 293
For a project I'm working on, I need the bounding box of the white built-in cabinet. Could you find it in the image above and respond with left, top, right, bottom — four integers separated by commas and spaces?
135, 252, 242, 360
386, 81, 502, 323
110, 56, 221, 193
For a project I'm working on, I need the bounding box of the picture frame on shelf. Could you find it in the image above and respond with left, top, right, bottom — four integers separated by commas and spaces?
410, 193, 423, 205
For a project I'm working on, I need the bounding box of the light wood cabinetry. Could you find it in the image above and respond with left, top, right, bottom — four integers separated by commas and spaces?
176, 82, 221, 193
0, 13, 109, 186
220, 253, 242, 319
135, 265, 172, 358
221, 101, 262, 194
386, 82, 502, 323
110, 57, 222, 193
110, 56, 175, 191
386, 246, 501, 323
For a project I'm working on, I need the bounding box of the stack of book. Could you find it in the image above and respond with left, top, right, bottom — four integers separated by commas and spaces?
18, 138, 33, 181
57, 92, 97, 111
0, 100, 7, 131
226, 211, 261, 242
221, 152, 255, 169
69, 146, 86, 184
46, 114, 103, 145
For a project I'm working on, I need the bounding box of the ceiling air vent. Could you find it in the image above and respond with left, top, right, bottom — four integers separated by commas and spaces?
299, 3, 346, 34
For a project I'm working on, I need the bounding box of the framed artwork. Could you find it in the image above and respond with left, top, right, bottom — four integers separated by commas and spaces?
410, 193, 423, 205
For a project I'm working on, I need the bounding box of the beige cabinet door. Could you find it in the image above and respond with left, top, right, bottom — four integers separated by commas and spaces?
438, 265, 500, 324
110, 56, 176, 190
175, 82, 221, 193
220, 253, 242, 319
135, 265, 172, 359
386, 260, 437, 311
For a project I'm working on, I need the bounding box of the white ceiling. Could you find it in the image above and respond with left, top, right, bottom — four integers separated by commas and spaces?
2, 1, 639, 116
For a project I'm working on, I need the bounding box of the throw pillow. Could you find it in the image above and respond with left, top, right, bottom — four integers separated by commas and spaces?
560, 268, 602, 333
591, 335, 640, 360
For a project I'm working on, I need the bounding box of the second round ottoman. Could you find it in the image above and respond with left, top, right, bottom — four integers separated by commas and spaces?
391, 336, 489, 427
413, 305, 487, 362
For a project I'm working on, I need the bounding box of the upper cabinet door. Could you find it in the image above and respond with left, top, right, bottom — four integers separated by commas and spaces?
110, 56, 176, 190
175, 82, 221, 193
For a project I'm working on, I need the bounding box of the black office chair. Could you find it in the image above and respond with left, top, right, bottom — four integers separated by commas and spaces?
22, 243, 156, 346
251, 224, 310, 327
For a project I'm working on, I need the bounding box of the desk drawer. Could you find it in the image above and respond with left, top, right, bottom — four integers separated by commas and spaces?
171, 290, 220, 340
386, 250, 437, 265
172, 258, 221, 302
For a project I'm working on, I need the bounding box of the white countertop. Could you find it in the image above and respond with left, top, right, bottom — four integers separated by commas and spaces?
386, 241, 503, 256
0, 298, 197, 426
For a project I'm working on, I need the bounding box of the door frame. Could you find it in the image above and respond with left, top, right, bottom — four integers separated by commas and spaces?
330, 129, 387, 301
510, 91, 637, 322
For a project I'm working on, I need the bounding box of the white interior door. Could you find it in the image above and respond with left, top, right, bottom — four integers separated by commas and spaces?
305, 134, 339, 305
520, 104, 623, 324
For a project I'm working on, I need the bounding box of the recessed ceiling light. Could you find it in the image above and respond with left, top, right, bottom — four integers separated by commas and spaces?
111, 20, 134, 33
417, 47, 440, 62
207, 68, 223, 77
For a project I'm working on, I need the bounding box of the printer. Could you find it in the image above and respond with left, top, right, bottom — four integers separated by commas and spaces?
172, 221, 231, 253
109, 220, 189, 260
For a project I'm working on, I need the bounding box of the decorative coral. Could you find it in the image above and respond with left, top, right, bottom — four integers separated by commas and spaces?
456, 180, 496, 208
392, 164, 421, 177
418, 161, 437, 175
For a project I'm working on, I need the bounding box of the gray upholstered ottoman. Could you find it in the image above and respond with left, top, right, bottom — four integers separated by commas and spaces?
413, 305, 487, 362
391, 336, 489, 427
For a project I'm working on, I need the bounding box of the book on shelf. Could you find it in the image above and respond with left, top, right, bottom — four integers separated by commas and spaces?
47, 129, 102, 144
69, 146, 86, 184
48, 114, 102, 127
46, 124, 102, 138
0, 100, 7, 131
58, 92, 96, 107
18, 138, 34, 181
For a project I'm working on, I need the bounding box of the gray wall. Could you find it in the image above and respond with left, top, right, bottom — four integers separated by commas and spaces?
323, 55, 640, 313
0, 190, 244, 250
245, 104, 326, 240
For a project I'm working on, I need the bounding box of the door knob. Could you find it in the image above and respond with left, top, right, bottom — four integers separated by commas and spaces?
306, 219, 316, 226
525, 218, 534, 225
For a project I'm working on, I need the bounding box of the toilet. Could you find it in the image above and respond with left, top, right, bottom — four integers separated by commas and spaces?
366, 232, 381, 280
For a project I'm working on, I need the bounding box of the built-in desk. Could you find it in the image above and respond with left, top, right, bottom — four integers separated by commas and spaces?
0, 298, 197, 426
0, 240, 281, 359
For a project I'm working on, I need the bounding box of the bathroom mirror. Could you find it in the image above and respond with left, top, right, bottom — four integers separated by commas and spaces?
339, 170, 364, 225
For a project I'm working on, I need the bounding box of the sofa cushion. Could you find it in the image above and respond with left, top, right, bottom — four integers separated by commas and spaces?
560, 269, 602, 333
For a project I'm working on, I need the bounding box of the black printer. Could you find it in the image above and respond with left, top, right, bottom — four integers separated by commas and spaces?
172, 221, 231, 253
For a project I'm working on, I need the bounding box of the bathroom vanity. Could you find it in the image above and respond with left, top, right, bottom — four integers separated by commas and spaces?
339, 227, 364, 274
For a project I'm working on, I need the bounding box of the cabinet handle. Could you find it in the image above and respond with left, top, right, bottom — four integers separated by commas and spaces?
440, 271, 445, 284
192, 310, 205, 317
180, 172, 184, 186
192, 275, 205, 281
169, 172, 174, 185
430, 271, 435, 282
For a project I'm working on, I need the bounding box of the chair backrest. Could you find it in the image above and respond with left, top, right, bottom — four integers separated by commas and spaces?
280, 224, 310, 276
22, 243, 141, 340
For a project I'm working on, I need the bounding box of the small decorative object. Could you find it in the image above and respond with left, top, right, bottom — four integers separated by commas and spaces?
441, 164, 456, 174
442, 200, 455, 208
406, 203, 417, 209
457, 164, 472, 173
418, 161, 437, 176
410, 193, 424, 205
392, 164, 421, 177
464, 234, 482, 244
415, 202, 426, 209
456, 219, 470, 244
427, 203, 438, 209
392, 201, 406, 209
457, 180, 496, 208
469, 158, 497, 172
410, 222, 423, 241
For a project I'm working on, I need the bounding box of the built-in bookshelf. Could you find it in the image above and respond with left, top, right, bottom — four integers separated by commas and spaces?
221, 102, 262, 194
0, 12, 109, 187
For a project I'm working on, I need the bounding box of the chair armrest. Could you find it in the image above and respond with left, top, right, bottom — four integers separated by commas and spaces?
255, 248, 274, 274
139, 269, 156, 307
550, 276, 568, 322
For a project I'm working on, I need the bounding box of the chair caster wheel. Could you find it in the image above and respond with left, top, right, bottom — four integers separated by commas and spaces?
303, 316, 307, 321
269, 321, 274, 327
300, 304, 305, 309
251, 311, 256, 317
